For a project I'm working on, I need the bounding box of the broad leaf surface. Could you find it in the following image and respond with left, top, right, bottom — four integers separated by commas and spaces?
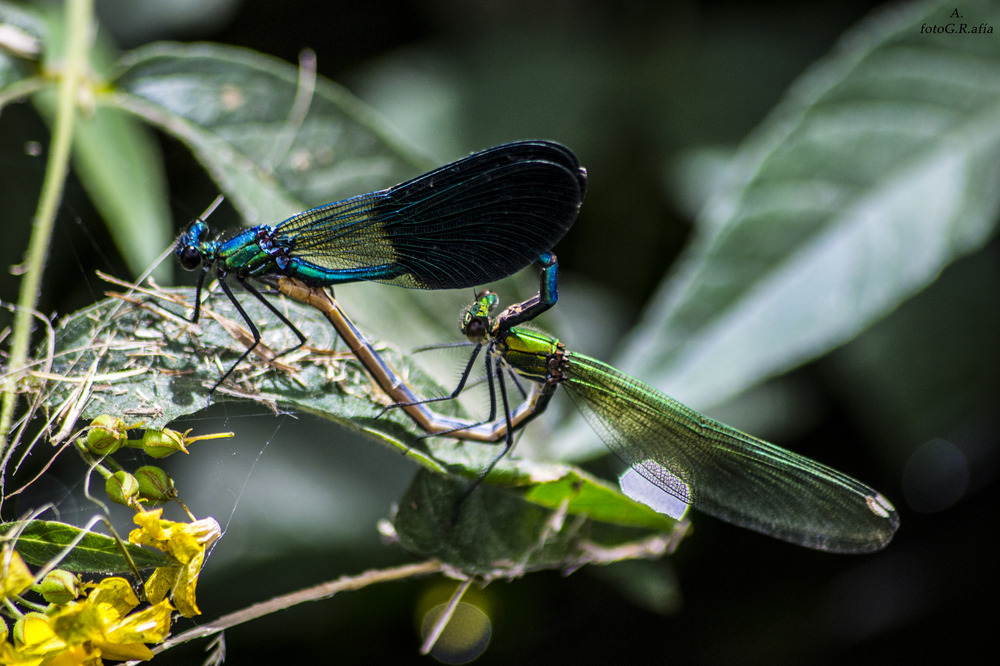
6, 519, 175, 573
615, 0, 1000, 416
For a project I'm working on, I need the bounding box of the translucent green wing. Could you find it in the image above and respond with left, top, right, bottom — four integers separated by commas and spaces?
562, 353, 899, 553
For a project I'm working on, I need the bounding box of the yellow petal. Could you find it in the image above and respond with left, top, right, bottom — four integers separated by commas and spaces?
14, 613, 60, 649
92, 598, 173, 661
86, 577, 139, 618
128, 508, 167, 547
187, 518, 222, 547
38, 643, 98, 666
91, 639, 155, 662
0, 640, 46, 665
143, 566, 179, 605
126, 511, 218, 617
171, 550, 205, 617
128, 511, 219, 565
1, 549, 35, 599
106, 599, 173, 645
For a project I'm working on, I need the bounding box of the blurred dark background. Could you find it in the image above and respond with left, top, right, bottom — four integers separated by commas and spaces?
2, 0, 997, 664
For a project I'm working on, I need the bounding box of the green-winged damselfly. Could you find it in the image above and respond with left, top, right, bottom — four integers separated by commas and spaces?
383, 258, 900, 553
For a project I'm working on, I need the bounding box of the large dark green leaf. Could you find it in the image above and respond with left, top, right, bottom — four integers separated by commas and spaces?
615, 0, 1000, 415
69, 101, 171, 281
7, 3, 173, 280
40, 283, 427, 434
31, 91, 173, 280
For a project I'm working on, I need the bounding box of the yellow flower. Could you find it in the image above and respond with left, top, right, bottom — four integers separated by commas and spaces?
6, 577, 173, 663
128, 508, 220, 617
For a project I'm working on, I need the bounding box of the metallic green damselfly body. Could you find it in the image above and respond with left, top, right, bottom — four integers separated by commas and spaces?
404, 258, 899, 553
175, 141, 586, 391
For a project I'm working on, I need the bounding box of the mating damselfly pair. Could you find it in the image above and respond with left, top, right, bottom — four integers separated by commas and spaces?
175, 140, 899, 554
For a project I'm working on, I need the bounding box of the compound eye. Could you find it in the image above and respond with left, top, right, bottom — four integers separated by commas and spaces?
464, 318, 488, 342
178, 245, 202, 270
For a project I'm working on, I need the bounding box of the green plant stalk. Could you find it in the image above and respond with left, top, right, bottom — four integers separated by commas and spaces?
0, 0, 94, 456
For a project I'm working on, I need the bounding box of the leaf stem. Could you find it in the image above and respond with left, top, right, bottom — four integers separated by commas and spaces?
0, 0, 93, 456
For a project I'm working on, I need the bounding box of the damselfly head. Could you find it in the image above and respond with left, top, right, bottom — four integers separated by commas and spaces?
462, 290, 498, 343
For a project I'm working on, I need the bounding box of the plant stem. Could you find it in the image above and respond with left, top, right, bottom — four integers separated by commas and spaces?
148, 560, 446, 658
0, 0, 94, 457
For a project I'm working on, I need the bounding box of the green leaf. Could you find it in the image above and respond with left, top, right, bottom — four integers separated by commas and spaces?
5, 520, 176, 573
512, 463, 680, 531
392, 469, 683, 578
110, 41, 429, 225
615, 0, 1000, 413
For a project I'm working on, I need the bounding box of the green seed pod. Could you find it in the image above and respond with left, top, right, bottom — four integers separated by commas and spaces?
139, 429, 188, 458
106, 471, 140, 505
85, 415, 128, 456
134, 465, 176, 503
37, 570, 80, 605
